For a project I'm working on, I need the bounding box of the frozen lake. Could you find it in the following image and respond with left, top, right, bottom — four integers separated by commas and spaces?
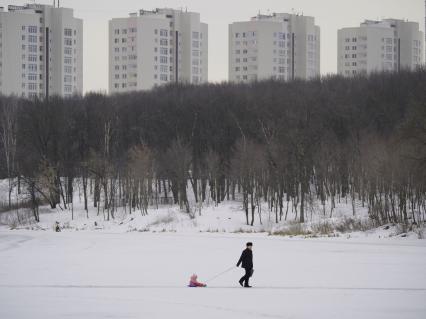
0, 230, 425, 319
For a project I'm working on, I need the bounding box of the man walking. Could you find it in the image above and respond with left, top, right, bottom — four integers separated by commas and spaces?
236, 242, 253, 287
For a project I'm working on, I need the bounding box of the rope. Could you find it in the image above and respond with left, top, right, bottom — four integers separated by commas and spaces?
205, 266, 236, 283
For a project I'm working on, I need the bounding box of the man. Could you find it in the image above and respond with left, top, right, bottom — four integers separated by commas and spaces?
236, 242, 253, 288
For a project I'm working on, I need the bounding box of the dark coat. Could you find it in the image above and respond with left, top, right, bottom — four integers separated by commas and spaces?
237, 248, 253, 269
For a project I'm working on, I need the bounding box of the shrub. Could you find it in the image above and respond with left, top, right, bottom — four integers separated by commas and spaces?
334, 217, 374, 233
271, 223, 311, 237
312, 221, 334, 235
147, 213, 176, 227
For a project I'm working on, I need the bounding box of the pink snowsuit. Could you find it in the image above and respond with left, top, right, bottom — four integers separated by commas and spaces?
189, 274, 206, 287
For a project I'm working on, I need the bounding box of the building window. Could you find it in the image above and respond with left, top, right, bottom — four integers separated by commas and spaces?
64, 38, 72, 46
28, 26, 37, 33
28, 45, 38, 52
160, 74, 168, 81
64, 28, 72, 36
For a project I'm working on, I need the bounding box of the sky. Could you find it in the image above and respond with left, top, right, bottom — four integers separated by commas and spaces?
3, 0, 425, 93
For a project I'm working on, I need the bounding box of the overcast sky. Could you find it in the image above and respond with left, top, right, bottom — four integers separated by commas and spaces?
4, 0, 425, 93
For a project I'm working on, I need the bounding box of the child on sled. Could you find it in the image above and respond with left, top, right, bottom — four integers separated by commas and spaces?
189, 274, 207, 287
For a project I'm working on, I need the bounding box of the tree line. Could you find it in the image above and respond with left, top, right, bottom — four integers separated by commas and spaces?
0, 69, 425, 225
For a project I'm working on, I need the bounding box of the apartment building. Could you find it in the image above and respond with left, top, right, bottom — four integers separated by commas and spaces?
109, 8, 208, 93
0, 3, 83, 98
338, 19, 423, 76
228, 13, 320, 83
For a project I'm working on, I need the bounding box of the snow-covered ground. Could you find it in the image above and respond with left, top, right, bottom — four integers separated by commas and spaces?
0, 230, 425, 319
1, 179, 425, 318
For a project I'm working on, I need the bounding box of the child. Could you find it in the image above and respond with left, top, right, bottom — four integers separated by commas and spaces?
189, 274, 206, 287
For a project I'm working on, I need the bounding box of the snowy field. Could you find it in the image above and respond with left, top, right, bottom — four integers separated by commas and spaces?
0, 230, 425, 319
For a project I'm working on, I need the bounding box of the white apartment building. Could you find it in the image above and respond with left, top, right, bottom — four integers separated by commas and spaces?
229, 13, 320, 83
338, 19, 424, 76
0, 3, 83, 98
109, 8, 208, 93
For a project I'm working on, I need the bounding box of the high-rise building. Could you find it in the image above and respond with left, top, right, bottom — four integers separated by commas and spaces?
109, 8, 208, 93
228, 13, 320, 83
338, 19, 424, 77
0, 3, 83, 98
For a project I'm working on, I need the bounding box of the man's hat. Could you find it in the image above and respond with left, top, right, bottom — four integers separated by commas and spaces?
246, 242, 253, 246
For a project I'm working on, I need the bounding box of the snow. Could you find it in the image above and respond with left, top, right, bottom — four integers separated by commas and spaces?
1, 179, 425, 317
0, 230, 425, 318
